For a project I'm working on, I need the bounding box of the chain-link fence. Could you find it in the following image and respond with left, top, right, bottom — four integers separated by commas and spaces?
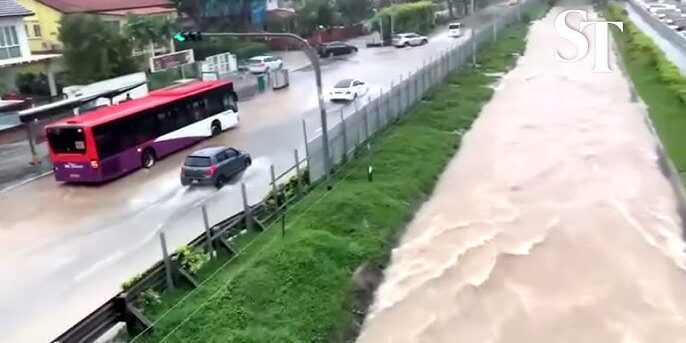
306, 0, 534, 181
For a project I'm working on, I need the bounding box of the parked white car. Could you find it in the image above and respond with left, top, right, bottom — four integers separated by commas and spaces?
246, 55, 283, 74
392, 33, 429, 47
329, 79, 369, 101
448, 22, 463, 37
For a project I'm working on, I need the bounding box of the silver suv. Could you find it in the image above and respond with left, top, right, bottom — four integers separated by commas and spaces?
180, 147, 252, 188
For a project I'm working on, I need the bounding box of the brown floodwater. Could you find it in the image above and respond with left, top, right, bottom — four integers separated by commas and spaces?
356, 5, 686, 343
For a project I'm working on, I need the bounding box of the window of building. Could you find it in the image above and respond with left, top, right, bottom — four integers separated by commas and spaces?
33, 24, 42, 38
0, 25, 21, 60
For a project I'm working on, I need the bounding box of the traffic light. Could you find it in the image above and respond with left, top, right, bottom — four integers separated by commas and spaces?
173, 31, 202, 43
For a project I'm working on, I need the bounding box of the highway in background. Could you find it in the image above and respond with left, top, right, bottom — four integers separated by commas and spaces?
0, 4, 512, 342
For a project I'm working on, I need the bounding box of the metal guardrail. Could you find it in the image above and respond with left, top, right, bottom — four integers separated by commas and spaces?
50, 208, 257, 343
626, 0, 686, 55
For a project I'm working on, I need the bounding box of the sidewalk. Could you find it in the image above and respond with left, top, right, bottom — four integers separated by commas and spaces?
0, 141, 51, 193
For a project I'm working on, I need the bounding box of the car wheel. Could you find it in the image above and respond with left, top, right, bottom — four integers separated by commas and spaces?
328, 51, 334, 58
353, 47, 358, 52
404, 42, 410, 47
245, 157, 252, 168
141, 148, 156, 169
422, 39, 428, 45
211, 121, 222, 136
215, 175, 227, 189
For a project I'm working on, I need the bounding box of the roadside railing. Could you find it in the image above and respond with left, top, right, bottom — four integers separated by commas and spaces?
51, 1, 538, 341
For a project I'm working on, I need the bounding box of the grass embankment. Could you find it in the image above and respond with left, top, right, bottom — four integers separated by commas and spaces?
606, 2, 686, 182
134, 5, 547, 342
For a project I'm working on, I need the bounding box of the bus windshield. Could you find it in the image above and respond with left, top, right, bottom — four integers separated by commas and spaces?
46, 126, 87, 154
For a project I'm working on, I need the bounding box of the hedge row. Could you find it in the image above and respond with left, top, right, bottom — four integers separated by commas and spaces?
605, 1, 686, 174
606, 2, 686, 103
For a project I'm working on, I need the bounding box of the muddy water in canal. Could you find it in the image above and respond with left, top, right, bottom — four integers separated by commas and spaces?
356, 5, 686, 343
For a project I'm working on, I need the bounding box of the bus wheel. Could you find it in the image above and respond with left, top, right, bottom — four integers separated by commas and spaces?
142, 149, 156, 169
211, 121, 222, 136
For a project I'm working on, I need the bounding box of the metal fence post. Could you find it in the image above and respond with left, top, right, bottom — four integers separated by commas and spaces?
294, 149, 302, 194
201, 205, 214, 256
302, 120, 310, 163
270, 164, 278, 201
472, 34, 477, 67
378, 89, 384, 127
493, 22, 497, 42
398, 75, 404, 112
340, 110, 347, 161
160, 232, 174, 290
364, 105, 370, 141
406, 71, 412, 108
389, 80, 395, 120
241, 182, 253, 232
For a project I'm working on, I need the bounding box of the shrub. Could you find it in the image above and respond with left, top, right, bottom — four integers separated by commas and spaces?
139, 288, 162, 311
175, 246, 210, 275
606, 1, 686, 103
121, 273, 144, 290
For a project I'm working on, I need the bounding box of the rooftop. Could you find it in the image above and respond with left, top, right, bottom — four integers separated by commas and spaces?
0, 0, 33, 17
35, 0, 173, 13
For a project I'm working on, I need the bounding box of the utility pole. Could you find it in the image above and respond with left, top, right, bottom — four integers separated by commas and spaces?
202, 32, 332, 183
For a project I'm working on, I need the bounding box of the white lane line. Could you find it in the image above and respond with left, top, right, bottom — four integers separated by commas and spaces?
0, 170, 53, 195
74, 250, 124, 282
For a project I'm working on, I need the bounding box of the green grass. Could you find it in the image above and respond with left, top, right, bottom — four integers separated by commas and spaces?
132, 6, 546, 343
606, 2, 686, 180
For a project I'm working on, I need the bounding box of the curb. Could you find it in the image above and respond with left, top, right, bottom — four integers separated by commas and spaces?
0, 169, 53, 194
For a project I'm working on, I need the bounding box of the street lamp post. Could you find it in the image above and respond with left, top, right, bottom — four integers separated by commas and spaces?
203, 32, 332, 182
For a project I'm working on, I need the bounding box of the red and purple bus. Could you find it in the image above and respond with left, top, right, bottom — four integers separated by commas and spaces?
45, 80, 239, 183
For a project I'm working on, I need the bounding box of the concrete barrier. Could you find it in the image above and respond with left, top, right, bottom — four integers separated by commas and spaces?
626, 0, 686, 55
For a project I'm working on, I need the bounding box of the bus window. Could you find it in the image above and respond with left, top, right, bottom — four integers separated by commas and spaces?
222, 92, 236, 112
47, 127, 87, 154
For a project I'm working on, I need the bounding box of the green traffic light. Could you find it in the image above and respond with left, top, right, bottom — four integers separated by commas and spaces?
173, 32, 186, 42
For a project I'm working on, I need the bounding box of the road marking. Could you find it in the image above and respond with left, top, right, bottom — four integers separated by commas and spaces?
0, 170, 53, 195
74, 250, 124, 282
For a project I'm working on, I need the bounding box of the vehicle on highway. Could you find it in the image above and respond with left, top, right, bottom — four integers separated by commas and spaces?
448, 22, 463, 37
318, 41, 358, 58
329, 79, 369, 101
180, 146, 251, 188
246, 55, 283, 74
392, 33, 429, 47
648, 4, 677, 13
45, 80, 239, 183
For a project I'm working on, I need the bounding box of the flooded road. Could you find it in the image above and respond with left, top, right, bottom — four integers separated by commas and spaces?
357, 5, 686, 343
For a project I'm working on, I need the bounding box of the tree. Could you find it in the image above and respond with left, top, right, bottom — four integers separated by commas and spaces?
296, 0, 341, 34
59, 14, 137, 84
336, 0, 372, 25
123, 15, 175, 55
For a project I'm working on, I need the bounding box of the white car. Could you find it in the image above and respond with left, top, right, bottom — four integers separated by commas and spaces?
448, 22, 463, 37
329, 79, 369, 101
246, 55, 283, 74
392, 33, 429, 48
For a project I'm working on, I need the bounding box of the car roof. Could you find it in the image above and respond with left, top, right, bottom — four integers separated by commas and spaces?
249, 55, 274, 60
188, 146, 228, 157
